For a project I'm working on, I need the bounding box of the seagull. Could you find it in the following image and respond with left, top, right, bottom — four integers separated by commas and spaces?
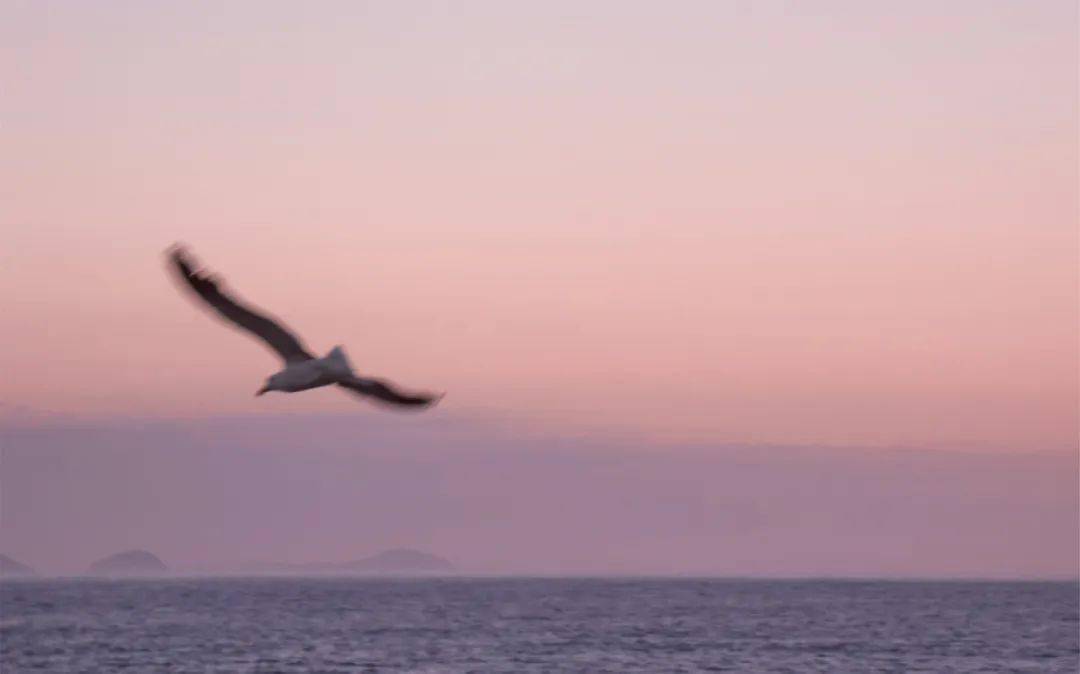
167, 245, 442, 409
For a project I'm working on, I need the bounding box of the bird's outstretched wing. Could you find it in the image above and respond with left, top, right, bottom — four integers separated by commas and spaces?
168, 246, 314, 363
337, 377, 443, 408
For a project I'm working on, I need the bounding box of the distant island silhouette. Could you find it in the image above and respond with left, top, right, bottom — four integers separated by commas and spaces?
274, 548, 454, 575
0, 554, 36, 577
88, 550, 168, 576
3, 549, 451, 577
349, 549, 454, 573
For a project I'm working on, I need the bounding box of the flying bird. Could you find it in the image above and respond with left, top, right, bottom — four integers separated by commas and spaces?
167, 246, 442, 409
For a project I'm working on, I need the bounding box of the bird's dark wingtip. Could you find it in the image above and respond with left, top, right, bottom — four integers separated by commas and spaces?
165, 245, 204, 282
171, 243, 198, 263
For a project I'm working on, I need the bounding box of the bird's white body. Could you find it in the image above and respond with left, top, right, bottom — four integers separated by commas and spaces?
265, 346, 354, 393
171, 246, 440, 407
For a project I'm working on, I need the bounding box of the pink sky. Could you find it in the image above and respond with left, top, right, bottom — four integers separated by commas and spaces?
2, 1, 1080, 578
3, 2, 1076, 452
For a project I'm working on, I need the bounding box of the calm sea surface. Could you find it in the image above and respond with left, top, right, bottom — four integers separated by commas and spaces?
1, 578, 1077, 673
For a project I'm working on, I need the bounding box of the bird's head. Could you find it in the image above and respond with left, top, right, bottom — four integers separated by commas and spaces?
256, 374, 283, 396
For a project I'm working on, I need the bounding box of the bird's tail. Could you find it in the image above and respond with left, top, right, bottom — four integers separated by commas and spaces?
324, 345, 355, 376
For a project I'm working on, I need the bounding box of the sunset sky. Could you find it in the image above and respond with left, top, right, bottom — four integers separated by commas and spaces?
1, 2, 1076, 575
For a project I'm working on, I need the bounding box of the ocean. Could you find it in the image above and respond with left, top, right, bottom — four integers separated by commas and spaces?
1, 578, 1077, 672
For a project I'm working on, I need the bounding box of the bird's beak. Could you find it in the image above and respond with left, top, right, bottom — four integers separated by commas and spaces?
255, 385, 269, 396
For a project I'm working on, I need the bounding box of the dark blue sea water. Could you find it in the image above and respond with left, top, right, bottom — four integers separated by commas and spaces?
1, 578, 1077, 673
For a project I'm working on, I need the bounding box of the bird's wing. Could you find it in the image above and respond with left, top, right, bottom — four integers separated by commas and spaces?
337, 377, 442, 408
168, 246, 315, 363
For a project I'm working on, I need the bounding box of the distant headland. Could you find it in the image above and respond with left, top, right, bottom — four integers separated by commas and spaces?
88, 550, 169, 576
0, 554, 36, 578
348, 548, 455, 573
273, 548, 455, 576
